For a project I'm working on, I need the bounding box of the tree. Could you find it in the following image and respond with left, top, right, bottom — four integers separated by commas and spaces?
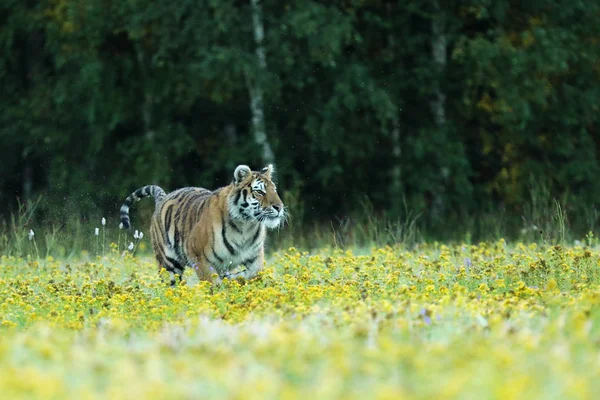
248, 0, 275, 168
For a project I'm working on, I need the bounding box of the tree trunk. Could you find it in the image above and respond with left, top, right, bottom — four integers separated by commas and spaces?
429, 2, 448, 219
249, 0, 275, 168
390, 121, 402, 200
431, 5, 447, 129
134, 43, 154, 140
387, 5, 403, 214
22, 31, 44, 204
22, 164, 33, 204
224, 122, 238, 145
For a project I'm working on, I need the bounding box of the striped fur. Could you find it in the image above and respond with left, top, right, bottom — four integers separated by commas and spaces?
120, 185, 166, 229
119, 164, 286, 286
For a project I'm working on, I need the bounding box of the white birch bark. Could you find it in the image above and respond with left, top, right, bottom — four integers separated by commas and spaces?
390, 122, 402, 199
249, 0, 275, 167
387, 6, 402, 204
22, 31, 45, 203
134, 43, 154, 139
431, 6, 447, 129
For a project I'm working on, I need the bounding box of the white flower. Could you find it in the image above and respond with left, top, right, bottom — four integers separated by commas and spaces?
134, 230, 139, 239
119, 222, 124, 230
28, 229, 35, 241
128, 242, 134, 251
95, 227, 99, 236
139, 232, 144, 239
102, 217, 106, 226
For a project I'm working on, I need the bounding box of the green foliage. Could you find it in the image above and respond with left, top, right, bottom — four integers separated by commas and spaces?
1, 0, 600, 241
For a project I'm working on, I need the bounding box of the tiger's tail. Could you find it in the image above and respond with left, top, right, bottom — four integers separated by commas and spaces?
119, 185, 166, 229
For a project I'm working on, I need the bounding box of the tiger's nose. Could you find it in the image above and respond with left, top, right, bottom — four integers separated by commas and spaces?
272, 204, 283, 213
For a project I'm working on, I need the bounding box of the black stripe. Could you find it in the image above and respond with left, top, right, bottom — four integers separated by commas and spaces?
164, 204, 174, 232
153, 186, 166, 200
188, 191, 206, 204
169, 189, 186, 204
173, 193, 187, 222
157, 201, 166, 234
152, 224, 166, 256
155, 246, 173, 271
196, 197, 210, 220
198, 249, 210, 264
150, 223, 160, 249
221, 222, 235, 255
241, 256, 257, 266
209, 226, 224, 264
190, 243, 202, 262
171, 189, 185, 200
173, 193, 192, 247
188, 192, 209, 231
177, 188, 193, 203
173, 205, 183, 231
124, 196, 134, 206
163, 256, 184, 286
228, 219, 242, 234
185, 202, 196, 235
181, 192, 203, 223
155, 244, 168, 268
173, 190, 196, 230
174, 227, 181, 257
164, 204, 174, 246
165, 256, 184, 273
250, 225, 261, 246
212, 249, 224, 264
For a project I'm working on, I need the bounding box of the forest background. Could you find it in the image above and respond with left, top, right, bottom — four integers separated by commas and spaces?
2, 0, 600, 251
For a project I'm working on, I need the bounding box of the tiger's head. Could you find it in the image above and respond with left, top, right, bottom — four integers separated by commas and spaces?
229, 164, 286, 229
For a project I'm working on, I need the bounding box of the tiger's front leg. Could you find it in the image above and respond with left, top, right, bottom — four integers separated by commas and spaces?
223, 249, 264, 282
189, 257, 220, 284
241, 248, 265, 281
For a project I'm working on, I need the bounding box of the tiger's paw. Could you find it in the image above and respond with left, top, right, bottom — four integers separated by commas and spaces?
222, 269, 248, 285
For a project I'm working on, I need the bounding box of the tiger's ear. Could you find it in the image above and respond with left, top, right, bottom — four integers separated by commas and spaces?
234, 165, 252, 184
260, 164, 274, 179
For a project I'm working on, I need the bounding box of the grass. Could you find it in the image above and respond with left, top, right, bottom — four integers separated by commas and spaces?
1, 238, 600, 399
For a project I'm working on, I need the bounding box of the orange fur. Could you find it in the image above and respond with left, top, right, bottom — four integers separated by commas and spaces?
120, 165, 285, 285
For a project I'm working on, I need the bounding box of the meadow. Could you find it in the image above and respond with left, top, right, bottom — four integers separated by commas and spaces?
1, 230, 600, 399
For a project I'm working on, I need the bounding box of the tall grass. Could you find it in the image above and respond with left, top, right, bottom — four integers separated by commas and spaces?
0, 196, 42, 258
0, 186, 596, 259
0, 200, 140, 260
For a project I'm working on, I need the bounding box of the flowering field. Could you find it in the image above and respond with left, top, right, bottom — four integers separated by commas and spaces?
1, 239, 600, 399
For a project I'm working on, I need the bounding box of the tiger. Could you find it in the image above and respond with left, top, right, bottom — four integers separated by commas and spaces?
119, 164, 285, 285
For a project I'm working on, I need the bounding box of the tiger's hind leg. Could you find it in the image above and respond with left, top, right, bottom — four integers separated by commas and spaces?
164, 256, 185, 286
150, 216, 186, 286
154, 252, 184, 286
152, 241, 185, 287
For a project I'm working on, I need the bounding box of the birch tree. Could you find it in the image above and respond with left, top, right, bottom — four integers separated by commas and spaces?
248, 0, 275, 168
430, 3, 446, 130
387, 3, 403, 208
